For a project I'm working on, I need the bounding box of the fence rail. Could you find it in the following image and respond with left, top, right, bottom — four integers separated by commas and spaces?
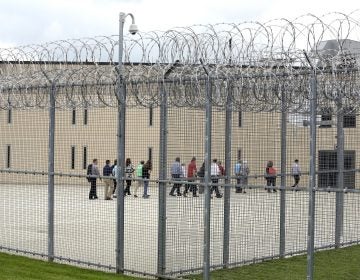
1, 11, 360, 280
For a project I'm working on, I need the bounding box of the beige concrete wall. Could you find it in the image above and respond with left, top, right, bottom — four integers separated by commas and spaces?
0, 107, 359, 188
0, 106, 159, 184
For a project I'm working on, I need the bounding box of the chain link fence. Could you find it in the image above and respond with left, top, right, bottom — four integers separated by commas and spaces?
1, 11, 360, 280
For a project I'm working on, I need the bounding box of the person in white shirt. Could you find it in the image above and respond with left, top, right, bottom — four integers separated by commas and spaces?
240, 160, 250, 193
89, 159, 100, 199
291, 159, 301, 188
210, 159, 222, 198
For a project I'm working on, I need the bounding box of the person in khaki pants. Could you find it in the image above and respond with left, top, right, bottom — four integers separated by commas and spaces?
103, 160, 114, 200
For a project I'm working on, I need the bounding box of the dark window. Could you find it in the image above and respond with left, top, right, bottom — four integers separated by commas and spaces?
83, 146, 87, 169
84, 109, 88, 125
7, 109, 12, 124
343, 114, 356, 128
72, 109, 76, 125
318, 150, 356, 189
71, 146, 76, 169
238, 111, 242, 127
149, 107, 153, 126
148, 147, 153, 162
6, 145, 11, 168
319, 109, 332, 128
237, 149, 242, 161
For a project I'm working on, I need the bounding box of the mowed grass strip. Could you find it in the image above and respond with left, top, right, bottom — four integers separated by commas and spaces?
188, 244, 360, 280
0, 252, 142, 280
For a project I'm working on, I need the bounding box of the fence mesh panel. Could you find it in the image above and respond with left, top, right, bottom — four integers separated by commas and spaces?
2, 11, 360, 280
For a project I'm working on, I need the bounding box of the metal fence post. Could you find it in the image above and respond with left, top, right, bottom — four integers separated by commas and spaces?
48, 82, 56, 262
115, 84, 126, 273
116, 12, 126, 273
305, 55, 317, 280
223, 81, 232, 268
157, 81, 168, 277
203, 76, 212, 280
279, 86, 287, 258
116, 82, 126, 273
335, 97, 344, 248
157, 61, 179, 278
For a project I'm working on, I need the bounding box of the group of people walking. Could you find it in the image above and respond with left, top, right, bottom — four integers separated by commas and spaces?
168, 157, 301, 196
87, 158, 152, 200
169, 157, 200, 197
87, 156, 302, 200
169, 157, 251, 199
264, 159, 301, 192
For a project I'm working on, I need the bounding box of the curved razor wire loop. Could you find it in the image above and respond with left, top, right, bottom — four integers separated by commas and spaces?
1, 11, 360, 113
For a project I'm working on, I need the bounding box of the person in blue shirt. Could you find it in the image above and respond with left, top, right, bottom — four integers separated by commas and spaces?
169, 157, 184, 196
234, 160, 243, 193
103, 160, 113, 200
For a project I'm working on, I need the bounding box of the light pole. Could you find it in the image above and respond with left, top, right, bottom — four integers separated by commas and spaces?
117, 12, 138, 82
116, 12, 138, 274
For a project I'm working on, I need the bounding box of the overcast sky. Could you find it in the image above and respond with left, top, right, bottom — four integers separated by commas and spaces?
0, 0, 359, 47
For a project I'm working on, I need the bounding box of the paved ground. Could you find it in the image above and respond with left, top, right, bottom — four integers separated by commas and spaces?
1, 183, 359, 276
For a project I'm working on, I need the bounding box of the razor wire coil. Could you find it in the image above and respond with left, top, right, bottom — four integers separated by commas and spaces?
1, 11, 360, 113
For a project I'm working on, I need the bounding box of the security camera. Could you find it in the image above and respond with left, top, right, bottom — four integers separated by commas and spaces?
129, 24, 139, 35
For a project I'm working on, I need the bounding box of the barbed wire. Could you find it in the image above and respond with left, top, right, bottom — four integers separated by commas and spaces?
1, 11, 360, 112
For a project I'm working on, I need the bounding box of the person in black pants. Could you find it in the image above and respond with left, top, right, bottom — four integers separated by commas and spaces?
89, 158, 100, 199
184, 157, 198, 197
210, 159, 222, 198
111, 159, 117, 198
124, 158, 134, 196
197, 162, 205, 194
265, 160, 277, 193
291, 159, 301, 189
169, 157, 183, 196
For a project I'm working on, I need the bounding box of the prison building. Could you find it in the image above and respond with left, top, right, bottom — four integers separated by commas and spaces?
0, 106, 358, 189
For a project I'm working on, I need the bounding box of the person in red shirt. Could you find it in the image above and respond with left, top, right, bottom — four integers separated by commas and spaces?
184, 157, 198, 197
265, 160, 277, 193
218, 161, 225, 176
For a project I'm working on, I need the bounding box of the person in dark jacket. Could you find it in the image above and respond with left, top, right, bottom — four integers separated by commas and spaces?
197, 162, 205, 194
103, 160, 113, 200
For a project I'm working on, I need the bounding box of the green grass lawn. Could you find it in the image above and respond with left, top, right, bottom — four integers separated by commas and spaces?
1, 245, 360, 280
0, 252, 142, 280
188, 244, 360, 280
